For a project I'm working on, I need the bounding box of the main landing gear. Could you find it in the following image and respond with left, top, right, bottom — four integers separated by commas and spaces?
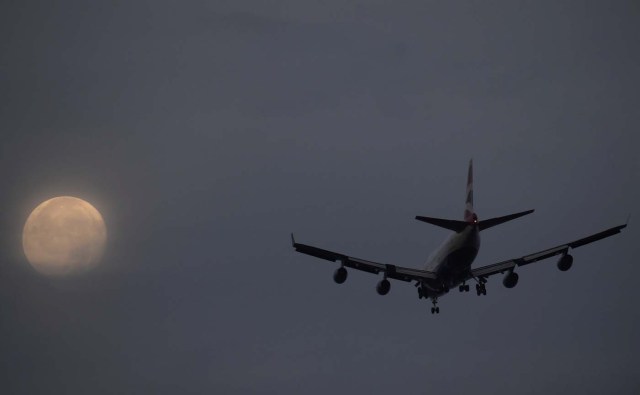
458, 283, 470, 292
472, 277, 487, 296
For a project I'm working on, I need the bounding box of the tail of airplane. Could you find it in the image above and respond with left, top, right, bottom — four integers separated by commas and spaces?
415, 159, 534, 232
464, 159, 475, 222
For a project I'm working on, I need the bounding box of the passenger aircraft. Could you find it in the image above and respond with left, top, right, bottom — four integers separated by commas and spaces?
291, 160, 627, 314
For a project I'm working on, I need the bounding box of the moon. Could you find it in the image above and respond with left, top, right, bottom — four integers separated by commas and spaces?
22, 196, 107, 276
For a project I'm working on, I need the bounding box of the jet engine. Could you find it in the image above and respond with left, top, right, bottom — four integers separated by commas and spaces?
333, 267, 348, 284
376, 279, 391, 295
502, 271, 519, 288
557, 254, 573, 271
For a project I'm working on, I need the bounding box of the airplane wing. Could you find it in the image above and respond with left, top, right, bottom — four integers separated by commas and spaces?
291, 234, 437, 282
469, 224, 627, 279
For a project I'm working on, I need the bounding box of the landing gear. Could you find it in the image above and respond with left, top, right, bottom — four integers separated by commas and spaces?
416, 283, 432, 300
458, 283, 470, 292
430, 299, 440, 314
473, 277, 487, 296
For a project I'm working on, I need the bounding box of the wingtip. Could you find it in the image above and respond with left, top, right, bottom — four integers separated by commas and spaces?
290, 233, 296, 246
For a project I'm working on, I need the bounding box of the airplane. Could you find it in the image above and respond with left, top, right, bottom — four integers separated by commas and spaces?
291, 160, 627, 314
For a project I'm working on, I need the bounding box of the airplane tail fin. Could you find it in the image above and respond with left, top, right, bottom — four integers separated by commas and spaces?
464, 159, 475, 222
415, 160, 477, 233
415, 160, 533, 232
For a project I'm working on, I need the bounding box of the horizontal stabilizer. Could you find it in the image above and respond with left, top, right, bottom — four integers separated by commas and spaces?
479, 209, 534, 231
415, 216, 469, 232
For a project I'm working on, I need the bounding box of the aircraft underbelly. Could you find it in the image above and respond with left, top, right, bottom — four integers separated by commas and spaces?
438, 246, 478, 276
424, 227, 480, 294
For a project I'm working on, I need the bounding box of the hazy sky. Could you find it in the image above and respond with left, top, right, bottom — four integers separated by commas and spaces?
1, 1, 639, 394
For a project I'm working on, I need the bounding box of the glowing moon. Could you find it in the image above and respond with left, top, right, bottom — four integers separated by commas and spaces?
22, 196, 107, 275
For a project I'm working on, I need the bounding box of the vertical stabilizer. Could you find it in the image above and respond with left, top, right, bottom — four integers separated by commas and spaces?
464, 159, 475, 222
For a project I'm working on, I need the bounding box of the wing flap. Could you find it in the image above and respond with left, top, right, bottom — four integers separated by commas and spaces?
471, 260, 516, 278
345, 257, 384, 274
519, 246, 568, 266
393, 266, 438, 281
292, 237, 436, 281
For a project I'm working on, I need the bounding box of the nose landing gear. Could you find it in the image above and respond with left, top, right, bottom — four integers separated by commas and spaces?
430, 298, 440, 314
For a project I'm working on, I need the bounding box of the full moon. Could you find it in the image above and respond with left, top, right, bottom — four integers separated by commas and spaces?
22, 196, 107, 276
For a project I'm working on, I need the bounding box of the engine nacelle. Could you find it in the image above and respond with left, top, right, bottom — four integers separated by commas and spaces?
333, 267, 348, 284
376, 279, 391, 295
557, 254, 574, 271
502, 271, 519, 288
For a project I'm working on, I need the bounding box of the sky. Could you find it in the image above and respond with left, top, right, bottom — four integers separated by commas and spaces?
1, 1, 639, 393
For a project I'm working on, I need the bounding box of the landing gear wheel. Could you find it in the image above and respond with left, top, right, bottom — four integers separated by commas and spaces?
465, 284, 470, 292
430, 298, 439, 315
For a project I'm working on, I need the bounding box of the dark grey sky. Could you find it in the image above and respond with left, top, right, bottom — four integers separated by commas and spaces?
1, 1, 639, 394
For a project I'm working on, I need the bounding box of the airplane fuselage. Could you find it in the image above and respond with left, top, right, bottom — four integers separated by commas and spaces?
422, 224, 480, 297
